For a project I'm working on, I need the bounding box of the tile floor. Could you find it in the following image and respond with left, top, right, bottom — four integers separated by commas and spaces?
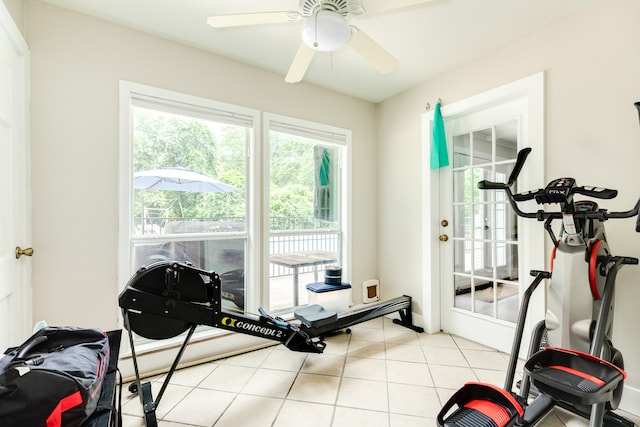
120, 317, 640, 426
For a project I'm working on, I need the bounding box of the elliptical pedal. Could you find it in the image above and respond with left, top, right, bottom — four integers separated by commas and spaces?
524, 347, 626, 406
437, 382, 524, 427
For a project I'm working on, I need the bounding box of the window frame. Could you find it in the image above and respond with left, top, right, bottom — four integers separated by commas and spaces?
263, 113, 352, 313
117, 81, 261, 340
117, 84, 352, 363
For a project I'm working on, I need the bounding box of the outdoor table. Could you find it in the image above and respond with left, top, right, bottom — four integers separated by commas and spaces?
269, 251, 337, 306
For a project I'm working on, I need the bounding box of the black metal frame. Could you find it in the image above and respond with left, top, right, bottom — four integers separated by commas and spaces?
439, 143, 640, 427
119, 261, 423, 426
509, 268, 634, 427
438, 267, 636, 427
485, 148, 639, 427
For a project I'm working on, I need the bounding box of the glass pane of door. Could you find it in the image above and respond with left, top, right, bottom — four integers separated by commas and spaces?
451, 122, 519, 323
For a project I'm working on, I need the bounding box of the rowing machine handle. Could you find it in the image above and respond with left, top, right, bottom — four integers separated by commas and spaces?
258, 307, 290, 329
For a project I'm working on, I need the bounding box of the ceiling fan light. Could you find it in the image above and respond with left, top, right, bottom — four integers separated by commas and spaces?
301, 11, 351, 52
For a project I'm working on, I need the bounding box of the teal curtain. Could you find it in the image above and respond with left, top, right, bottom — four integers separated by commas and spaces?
430, 102, 449, 169
314, 146, 335, 221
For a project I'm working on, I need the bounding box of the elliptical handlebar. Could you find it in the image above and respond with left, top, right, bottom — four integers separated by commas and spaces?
573, 186, 618, 199
477, 147, 640, 229
478, 147, 532, 191
507, 146, 532, 186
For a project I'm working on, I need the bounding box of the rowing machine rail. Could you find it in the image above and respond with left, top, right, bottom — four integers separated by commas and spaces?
119, 261, 423, 426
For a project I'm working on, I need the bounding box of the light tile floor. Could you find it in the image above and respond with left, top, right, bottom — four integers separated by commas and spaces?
120, 317, 639, 426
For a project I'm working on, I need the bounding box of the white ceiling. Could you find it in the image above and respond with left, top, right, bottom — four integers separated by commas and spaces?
39, 0, 595, 103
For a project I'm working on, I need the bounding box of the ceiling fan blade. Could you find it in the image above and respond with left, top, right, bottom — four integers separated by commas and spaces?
348, 28, 399, 74
363, 0, 438, 15
207, 11, 301, 28
285, 44, 316, 83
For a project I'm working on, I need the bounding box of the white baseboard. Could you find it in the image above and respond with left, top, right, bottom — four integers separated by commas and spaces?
118, 332, 275, 381
619, 384, 640, 417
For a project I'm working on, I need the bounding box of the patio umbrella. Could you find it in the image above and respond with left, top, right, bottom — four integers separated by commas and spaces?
134, 167, 236, 193
134, 167, 236, 230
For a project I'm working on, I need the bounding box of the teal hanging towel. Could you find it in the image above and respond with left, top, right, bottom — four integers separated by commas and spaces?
430, 102, 449, 169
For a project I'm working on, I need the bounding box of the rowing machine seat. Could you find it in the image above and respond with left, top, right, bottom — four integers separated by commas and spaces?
294, 304, 337, 328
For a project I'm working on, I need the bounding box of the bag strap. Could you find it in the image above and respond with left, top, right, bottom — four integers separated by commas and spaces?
16, 336, 48, 359
92, 367, 122, 427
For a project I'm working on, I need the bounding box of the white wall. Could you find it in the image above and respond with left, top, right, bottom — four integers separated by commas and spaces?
1, 0, 24, 34
378, 0, 640, 410
25, 2, 378, 329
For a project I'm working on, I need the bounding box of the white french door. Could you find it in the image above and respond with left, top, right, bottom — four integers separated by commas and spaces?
441, 101, 524, 352
423, 73, 545, 353
0, 3, 31, 349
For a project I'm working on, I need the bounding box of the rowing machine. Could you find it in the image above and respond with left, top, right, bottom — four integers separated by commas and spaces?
119, 260, 423, 426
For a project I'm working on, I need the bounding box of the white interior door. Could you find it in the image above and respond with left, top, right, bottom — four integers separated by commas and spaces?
440, 102, 523, 352
422, 73, 545, 353
0, 4, 32, 350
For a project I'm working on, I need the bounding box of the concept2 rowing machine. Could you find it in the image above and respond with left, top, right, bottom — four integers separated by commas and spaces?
119, 260, 423, 426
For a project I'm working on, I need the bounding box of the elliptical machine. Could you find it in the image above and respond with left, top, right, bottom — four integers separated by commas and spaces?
437, 141, 640, 426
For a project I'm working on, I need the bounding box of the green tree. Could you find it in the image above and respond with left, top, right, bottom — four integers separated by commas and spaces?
133, 109, 330, 228
269, 132, 315, 221
133, 110, 245, 220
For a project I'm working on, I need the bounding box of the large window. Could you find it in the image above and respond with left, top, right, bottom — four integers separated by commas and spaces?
266, 115, 349, 312
119, 83, 259, 324
119, 84, 350, 344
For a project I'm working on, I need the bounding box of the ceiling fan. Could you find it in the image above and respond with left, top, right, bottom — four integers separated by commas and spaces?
207, 0, 438, 83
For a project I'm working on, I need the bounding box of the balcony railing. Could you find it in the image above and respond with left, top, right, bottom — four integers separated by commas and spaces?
133, 216, 340, 311
134, 215, 339, 266
136, 215, 336, 236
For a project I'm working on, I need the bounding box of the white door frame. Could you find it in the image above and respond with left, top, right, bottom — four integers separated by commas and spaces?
0, 2, 32, 346
421, 73, 545, 351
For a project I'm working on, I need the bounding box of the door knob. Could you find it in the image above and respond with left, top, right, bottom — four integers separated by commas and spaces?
439, 234, 449, 242
16, 246, 33, 259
